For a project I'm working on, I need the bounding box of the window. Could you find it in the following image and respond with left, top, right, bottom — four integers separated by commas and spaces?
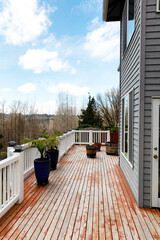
123, 0, 135, 54
122, 91, 133, 165
157, 0, 160, 12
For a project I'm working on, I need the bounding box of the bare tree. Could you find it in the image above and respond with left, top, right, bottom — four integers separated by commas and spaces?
54, 92, 78, 133
97, 88, 120, 128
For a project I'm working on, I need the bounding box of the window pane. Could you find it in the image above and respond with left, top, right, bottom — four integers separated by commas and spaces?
128, 0, 134, 44
124, 96, 129, 158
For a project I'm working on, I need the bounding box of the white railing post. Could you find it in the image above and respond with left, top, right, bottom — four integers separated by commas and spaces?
107, 130, 110, 142
89, 130, 92, 145
7, 147, 14, 157
16, 151, 24, 203
72, 130, 75, 145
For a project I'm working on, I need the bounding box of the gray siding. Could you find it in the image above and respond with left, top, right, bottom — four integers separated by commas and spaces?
119, 0, 141, 204
143, 0, 160, 207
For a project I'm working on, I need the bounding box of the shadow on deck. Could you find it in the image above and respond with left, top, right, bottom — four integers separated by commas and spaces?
0, 145, 160, 239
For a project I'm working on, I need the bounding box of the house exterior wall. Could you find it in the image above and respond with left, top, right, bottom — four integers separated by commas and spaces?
143, 0, 160, 207
119, 0, 141, 204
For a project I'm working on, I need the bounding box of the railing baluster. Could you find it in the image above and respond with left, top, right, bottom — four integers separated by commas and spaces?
7, 165, 10, 203
3, 167, 6, 206
16, 162, 18, 196
11, 163, 13, 199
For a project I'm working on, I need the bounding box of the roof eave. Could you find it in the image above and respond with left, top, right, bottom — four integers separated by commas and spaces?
103, 0, 125, 22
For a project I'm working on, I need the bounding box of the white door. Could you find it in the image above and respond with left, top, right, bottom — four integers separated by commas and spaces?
152, 98, 160, 207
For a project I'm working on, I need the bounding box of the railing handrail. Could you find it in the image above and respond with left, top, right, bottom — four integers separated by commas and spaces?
0, 154, 19, 169
74, 130, 108, 132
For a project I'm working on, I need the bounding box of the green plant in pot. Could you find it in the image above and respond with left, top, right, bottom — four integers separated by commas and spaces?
110, 127, 119, 143
106, 127, 119, 155
32, 138, 51, 186
46, 135, 60, 170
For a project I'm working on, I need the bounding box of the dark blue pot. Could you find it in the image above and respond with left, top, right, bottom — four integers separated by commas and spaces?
46, 149, 59, 170
34, 158, 51, 185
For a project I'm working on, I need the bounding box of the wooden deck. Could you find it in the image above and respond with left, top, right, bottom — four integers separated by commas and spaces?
0, 145, 160, 239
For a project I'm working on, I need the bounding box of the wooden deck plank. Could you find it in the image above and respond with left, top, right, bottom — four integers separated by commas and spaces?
78, 156, 93, 240
108, 154, 136, 240
36, 151, 83, 240
53, 152, 87, 240
98, 154, 105, 240
71, 154, 91, 240
101, 153, 112, 240
103, 154, 119, 239
14, 151, 78, 240
86, 158, 95, 240
2, 154, 73, 239
0, 146, 160, 239
92, 153, 99, 240
64, 153, 89, 240
116, 163, 149, 240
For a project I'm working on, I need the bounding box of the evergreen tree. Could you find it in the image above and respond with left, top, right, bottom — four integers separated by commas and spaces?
78, 95, 103, 129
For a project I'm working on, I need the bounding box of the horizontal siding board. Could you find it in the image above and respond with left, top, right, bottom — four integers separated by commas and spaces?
146, 19, 160, 25
146, 39, 160, 45
146, 45, 160, 51
146, 59, 160, 65
146, 72, 160, 78
146, 26, 160, 33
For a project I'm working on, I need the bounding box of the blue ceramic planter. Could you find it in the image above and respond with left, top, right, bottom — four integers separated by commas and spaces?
46, 148, 59, 170
34, 158, 51, 185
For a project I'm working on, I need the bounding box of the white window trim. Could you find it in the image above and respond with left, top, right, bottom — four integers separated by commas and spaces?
121, 89, 134, 168
127, 0, 135, 45
121, 152, 133, 169
122, 95, 130, 159
122, 0, 135, 55
157, 0, 160, 12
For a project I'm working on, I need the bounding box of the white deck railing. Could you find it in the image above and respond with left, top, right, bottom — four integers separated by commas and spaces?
75, 130, 110, 145
58, 130, 75, 160
0, 152, 24, 218
21, 144, 40, 179
0, 129, 109, 218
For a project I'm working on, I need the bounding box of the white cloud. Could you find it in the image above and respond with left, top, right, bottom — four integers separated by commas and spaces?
74, 0, 102, 13
19, 49, 69, 73
2, 88, 12, 92
84, 18, 120, 62
43, 34, 61, 48
0, 0, 51, 45
18, 82, 36, 93
71, 68, 77, 75
46, 83, 89, 96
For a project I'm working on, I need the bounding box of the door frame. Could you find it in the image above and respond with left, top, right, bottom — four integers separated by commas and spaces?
152, 97, 160, 207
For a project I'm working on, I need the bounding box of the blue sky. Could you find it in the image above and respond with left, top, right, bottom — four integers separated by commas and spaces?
0, 0, 120, 114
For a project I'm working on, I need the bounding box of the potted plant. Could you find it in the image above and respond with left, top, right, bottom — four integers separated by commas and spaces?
32, 138, 51, 185
93, 142, 102, 151
110, 127, 119, 143
46, 135, 60, 170
106, 127, 119, 155
86, 144, 97, 158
